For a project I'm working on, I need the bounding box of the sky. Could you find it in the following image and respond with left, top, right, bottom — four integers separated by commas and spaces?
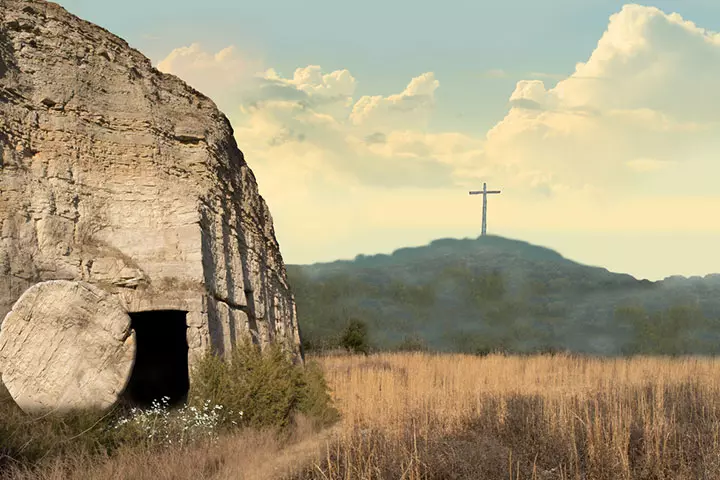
56, 0, 720, 281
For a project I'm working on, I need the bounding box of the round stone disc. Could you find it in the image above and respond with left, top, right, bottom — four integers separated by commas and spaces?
0, 280, 136, 413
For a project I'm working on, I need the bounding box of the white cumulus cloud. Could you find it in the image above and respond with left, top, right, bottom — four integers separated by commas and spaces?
483, 3, 720, 197
157, 43, 263, 106
350, 72, 440, 133
156, 3, 720, 257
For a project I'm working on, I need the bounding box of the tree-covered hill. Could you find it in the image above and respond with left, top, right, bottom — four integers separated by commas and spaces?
287, 235, 720, 356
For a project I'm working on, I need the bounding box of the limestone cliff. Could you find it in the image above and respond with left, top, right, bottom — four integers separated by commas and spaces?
0, 0, 302, 364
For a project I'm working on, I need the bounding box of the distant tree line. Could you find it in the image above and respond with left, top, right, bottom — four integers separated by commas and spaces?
288, 265, 720, 357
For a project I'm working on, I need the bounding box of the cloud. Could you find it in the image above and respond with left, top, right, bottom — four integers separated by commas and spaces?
508, 80, 557, 110
249, 66, 357, 118
271, 66, 356, 99
364, 132, 387, 145
482, 4, 720, 197
214, 68, 458, 190
223, 68, 464, 190
555, 5, 720, 122
157, 3, 720, 261
157, 43, 263, 105
349, 72, 439, 133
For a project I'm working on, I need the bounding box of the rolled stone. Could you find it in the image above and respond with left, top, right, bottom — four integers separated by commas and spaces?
0, 280, 135, 413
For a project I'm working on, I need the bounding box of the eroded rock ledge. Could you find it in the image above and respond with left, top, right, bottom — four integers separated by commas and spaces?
0, 0, 303, 370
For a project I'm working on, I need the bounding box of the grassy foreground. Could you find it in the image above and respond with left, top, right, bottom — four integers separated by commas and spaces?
4, 351, 720, 479
0, 341, 340, 479
293, 352, 720, 480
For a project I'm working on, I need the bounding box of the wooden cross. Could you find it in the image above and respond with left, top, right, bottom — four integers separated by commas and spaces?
469, 183, 501, 236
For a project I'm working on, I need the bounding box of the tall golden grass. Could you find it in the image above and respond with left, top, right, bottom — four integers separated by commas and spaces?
5, 416, 338, 480
8, 352, 720, 479
293, 352, 720, 479
4, 418, 340, 480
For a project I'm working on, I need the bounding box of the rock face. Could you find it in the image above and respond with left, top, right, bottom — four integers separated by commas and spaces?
0, 281, 135, 412
0, 0, 302, 389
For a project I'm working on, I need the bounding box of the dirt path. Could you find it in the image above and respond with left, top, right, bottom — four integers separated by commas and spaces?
218, 424, 344, 480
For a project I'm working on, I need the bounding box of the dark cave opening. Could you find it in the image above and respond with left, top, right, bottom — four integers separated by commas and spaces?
122, 310, 190, 408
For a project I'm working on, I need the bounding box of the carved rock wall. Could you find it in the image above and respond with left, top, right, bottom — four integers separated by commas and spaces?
0, 0, 302, 367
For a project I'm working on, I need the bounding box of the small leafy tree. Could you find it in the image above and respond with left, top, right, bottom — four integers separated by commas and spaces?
340, 319, 370, 355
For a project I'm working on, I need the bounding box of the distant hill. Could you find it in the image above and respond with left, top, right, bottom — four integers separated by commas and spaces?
287, 235, 720, 356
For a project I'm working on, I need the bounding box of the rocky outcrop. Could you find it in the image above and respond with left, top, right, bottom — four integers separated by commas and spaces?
0, 0, 302, 370
0, 281, 135, 412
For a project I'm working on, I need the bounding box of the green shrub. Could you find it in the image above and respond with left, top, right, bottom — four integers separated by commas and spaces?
296, 360, 341, 427
340, 319, 370, 355
188, 339, 340, 431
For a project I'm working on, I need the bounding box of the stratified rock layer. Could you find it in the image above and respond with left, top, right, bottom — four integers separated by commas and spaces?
0, 0, 302, 367
0, 280, 135, 412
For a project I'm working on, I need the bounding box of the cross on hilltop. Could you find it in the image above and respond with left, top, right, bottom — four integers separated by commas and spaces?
469, 183, 501, 236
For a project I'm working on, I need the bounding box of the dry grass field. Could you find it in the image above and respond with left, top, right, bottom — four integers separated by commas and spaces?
293, 352, 720, 479
6, 352, 720, 479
